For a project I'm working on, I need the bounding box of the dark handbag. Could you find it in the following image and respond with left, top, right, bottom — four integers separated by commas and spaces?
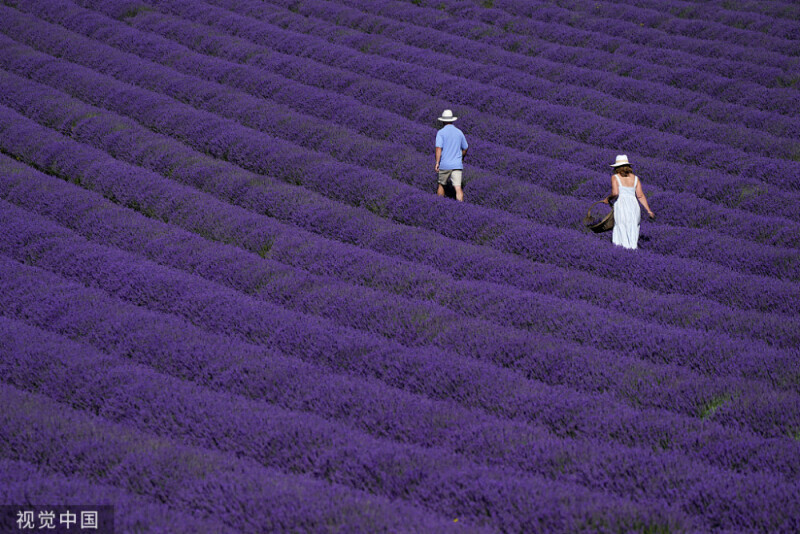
584, 197, 616, 233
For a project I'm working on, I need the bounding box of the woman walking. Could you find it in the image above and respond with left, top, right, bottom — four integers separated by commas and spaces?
604, 155, 655, 250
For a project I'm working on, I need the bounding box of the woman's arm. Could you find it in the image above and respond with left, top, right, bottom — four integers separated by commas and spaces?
635, 177, 655, 218
603, 175, 619, 204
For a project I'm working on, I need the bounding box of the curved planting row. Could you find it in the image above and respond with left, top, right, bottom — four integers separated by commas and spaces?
2, 201, 795, 426
2, 199, 799, 448
696, 0, 800, 22
606, 0, 800, 40
3, 256, 800, 492
7, 317, 800, 531
136, 0, 800, 142
428, 0, 800, 68
9, 5, 800, 256
0, 317, 716, 532
347, 0, 800, 81
308, 0, 800, 100
86, 4, 800, 248
36, 0, 800, 221
259, 0, 800, 120
257, 0, 800, 160
2, 99, 798, 364
127, 0, 800, 166
325, 0, 800, 125
117, 0, 800, 198
0, 382, 464, 533
2, 1, 797, 527
0, 458, 234, 533
5, 154, 800, 439
522, 0, 800, 53
0, 337, 688, 531
4, 52, 799, 316
3, 20, 798, 285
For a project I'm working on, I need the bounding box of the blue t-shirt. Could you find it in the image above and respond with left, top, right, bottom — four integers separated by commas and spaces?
435, 124, 468, 170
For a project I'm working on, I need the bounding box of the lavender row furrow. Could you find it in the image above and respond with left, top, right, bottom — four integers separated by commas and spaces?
320, 0, 800, 105
137, 0, 800, 143
12, 4, 800, 257
8, 317, 800, 531
340, 0, 800, 85
123, 0, 800, 196
328, 0, 800, 128
694, 0, 800, 22
3, 52, 799, 317
3, 254, 799, 491
0, 317, 709, 532
256, 0, 800, 161
437, 0, 800, 65
0, 383, 464, 533
0, 458, 236, 534
271, 0, 800, 120
606, 0, 800, 39
2, 198, 799, 443
6, 153, 799, 439
3, 13, 798, 285
78, 2, 800, 250
533, 0, 800, 53
2, 97, 798, 365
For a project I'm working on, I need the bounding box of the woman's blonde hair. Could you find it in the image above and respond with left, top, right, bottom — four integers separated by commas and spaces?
615, 165, 633, 177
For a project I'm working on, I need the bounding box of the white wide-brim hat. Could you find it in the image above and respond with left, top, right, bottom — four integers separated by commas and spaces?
610, 154, 632, 168
438, 109, 458, 122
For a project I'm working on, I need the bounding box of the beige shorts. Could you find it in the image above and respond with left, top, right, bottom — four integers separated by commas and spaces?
437, 169, 463, 188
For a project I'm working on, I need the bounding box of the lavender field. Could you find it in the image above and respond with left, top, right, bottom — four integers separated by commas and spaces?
0, 0, 799, 531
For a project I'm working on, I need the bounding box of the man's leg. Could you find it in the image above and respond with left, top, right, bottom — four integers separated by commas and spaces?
437, 170, 450, 197
452, 170, 464, 202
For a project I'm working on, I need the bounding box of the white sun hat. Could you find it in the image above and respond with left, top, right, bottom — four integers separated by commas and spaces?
610, 154, 632, 167
437, 109, 458, 122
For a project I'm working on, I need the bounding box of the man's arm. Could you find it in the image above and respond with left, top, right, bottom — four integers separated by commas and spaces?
435, 146, 442, 172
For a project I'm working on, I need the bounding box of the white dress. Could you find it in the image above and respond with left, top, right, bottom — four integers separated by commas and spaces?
612, 174, 641, 250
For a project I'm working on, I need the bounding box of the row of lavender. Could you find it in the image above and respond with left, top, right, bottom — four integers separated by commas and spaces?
4, 63, 794, 352
414, 0, 800, 69
3, 215, 796, 486
3, 144, 799, 441
1, 77, 795, 355
4, 290, 692, 534
599, 0, 800, 37
2, 200, 799, 531
497, 0, 800, 51
2, 0, 798, 529
116, 0, 800, 198
253, 0, 800, 161
8, 2, 800, 256
6, 6, 800, 296
3, 25, 796, 350
690, 0, 800, 22
5, 50, 799, 320
7, 93, 793, 460
259, 0, 800, 132
144, 0, 800, 142
0, 380, 463, 533
311, 0, 800, 114
7, 63, 792, 376
2, 17, 799, 290
0, 458, 234, 533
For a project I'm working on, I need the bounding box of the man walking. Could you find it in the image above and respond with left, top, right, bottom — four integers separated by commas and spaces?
435, 109, 468, 202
